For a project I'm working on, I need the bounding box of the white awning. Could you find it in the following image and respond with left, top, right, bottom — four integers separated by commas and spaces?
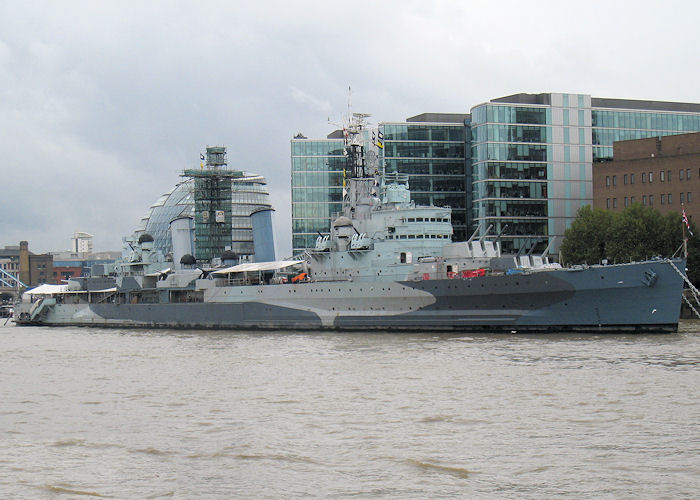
212, 260, 305, 275
25, 284, 69, 295
25, 285, 118, 295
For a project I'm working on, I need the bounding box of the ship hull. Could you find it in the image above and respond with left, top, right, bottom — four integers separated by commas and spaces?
17, 260, 685, 333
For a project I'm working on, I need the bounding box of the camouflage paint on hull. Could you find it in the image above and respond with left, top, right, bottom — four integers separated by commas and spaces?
20, 260, 685, 333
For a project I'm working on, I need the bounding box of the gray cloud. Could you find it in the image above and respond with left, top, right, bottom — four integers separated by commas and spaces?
1, 0, 699, 256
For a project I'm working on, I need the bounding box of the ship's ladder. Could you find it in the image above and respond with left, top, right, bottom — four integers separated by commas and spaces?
29, 297, 56, 321
666, 259, 700, 319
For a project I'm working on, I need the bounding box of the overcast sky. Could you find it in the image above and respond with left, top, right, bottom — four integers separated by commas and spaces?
1, 0, 698, 256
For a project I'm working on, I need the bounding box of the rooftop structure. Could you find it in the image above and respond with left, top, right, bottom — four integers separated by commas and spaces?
71, 232, 94, 254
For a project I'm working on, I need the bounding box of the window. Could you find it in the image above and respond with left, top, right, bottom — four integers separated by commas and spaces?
631, 173, 635, 184
660, 171, 665, 182
606, 198, 610, 209
668, 193, 672, 204
606, 176, 610, 186
613, 175, 617, 186
631, 196, 635, 203
661, 194, 666, 205
687, 169, 691, 180
624, 174, 628, 185
668, 170, 672, 182
688, 192, 693, 203
643, 195, 647, 205
613, 198, 617, 208
624, 197, 629, 207
649, 195, 654, 206
642, 172, 647, 183
681, 192, 685, 204
649, 172, 653, 183
680, 169, 685, 180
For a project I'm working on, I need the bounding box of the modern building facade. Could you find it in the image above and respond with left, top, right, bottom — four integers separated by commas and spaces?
593, 132, 700, 221
471, 93, 700, 252
290, 134, 346, 254
136, 153, 274, 261
471, 93, 591, 252
291, 115, 469, 254
291, 93, 700, 254
136, 175, 274, 260
380, 113, 469, 241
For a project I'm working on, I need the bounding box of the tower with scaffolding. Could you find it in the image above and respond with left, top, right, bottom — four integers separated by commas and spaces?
183, 146, 243, 263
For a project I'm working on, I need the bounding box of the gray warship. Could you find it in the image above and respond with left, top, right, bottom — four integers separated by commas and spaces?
16, 115, 688, 332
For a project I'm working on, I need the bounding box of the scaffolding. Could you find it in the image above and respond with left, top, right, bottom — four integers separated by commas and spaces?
183, 147, 243, 263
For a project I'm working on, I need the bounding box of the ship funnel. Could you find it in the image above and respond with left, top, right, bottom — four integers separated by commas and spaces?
251, 208, 276, 263
170, 216, 194, 270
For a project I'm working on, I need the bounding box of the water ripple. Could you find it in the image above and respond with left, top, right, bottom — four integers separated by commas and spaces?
1, 323, 699, 498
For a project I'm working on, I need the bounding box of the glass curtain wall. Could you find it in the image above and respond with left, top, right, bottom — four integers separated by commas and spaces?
470, 103, 556, 252
380, 122, 468, 240
471, 94, 700, 254
231, 175, 274, 256
136, 175, 273, 258
290, 139, 345, 254
592, 110, 700, 161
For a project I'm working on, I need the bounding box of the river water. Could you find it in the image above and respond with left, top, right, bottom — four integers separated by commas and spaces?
1, 322, 698, 499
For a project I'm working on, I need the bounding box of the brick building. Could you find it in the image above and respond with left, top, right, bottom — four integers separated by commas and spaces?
0, 241, 53, 287
593, 132, 700, 223
51, 250, 119, 284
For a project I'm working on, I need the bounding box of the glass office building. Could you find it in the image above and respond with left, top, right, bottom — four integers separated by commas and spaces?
380, 113, 469, 241
135, 174, 273, 258
291, 115, 469, 253
291, 94, 700, 255
290, 136, 346, 254
591, 98, 700, 161
471, 93, 700, 252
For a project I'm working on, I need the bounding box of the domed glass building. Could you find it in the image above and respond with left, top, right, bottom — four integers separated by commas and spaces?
134, 173, 274, 259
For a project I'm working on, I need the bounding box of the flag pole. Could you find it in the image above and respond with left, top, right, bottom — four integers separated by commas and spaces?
682, 204, 688, 258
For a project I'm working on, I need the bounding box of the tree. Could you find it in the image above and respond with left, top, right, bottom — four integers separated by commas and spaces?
561, 204, 698, 283
559, 206, 615, 264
